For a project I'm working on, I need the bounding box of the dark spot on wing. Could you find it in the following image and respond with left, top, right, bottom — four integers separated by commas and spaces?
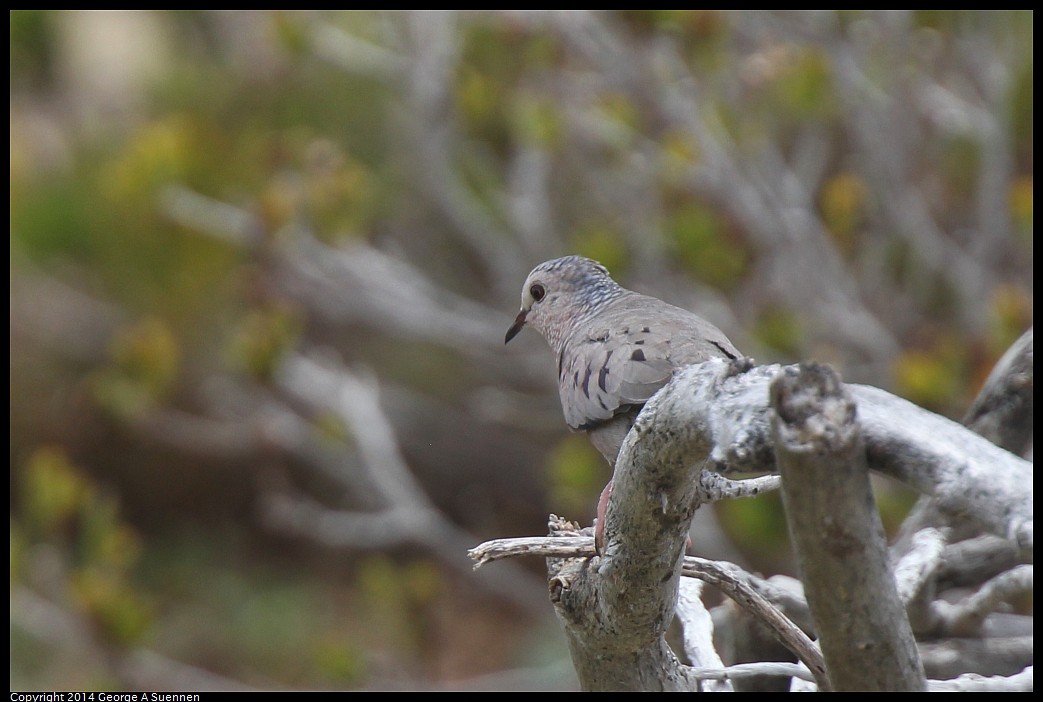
597, 349, 614, 392
582, 367, 592, 398
634, 339, 645, 345
642, 326, 651, 333
631, 348, 646, 361
710, 341, 738, 359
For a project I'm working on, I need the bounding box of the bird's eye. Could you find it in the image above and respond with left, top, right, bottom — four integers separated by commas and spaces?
529, 283, 546, 302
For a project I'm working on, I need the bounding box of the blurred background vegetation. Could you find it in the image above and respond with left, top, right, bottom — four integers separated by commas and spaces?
10, 10, 1032, 691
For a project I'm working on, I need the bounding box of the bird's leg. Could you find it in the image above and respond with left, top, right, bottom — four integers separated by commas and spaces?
594, 480, 612, 555
594, 479, 693, 554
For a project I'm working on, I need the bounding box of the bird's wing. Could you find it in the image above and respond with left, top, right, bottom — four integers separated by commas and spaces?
558, 301, 738, 431
558, 324, 680, 430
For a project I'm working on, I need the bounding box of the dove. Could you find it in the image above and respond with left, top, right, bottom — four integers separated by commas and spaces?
505, 255, 740, 550
505, 255, 740, 464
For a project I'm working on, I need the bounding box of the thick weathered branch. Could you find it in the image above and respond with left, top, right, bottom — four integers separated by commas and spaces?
472, 530, 827, 688
894, 328, 1033, 547
667, 360, 1031, 552
542, 362, 778, 690
937, 534, 1025, 589
469, 532, 1034, 690
771, 363, 925, 691
962, 327, 1033, 456
546, 442, 701, 691
482, 356, 1030, 690
855, 384, 1032, 552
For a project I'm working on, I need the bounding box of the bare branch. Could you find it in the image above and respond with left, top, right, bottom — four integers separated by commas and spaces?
275, 235, 509, 356
698, 471, 781, 502
682, 556, 828, 689
937, 534, 1026, 589
928, 666, 1033, 693
159, 185, 261, 247
468, 535, 595, 568
309, 21, 406, 78
276, 352, 550, 614
661, 359, 1031, 552
962, 328, 1033, 456
893, 527, 947, 634
11, 268, 125, 360
772, 363, 925, 691
467, 531, 826, 690
919, 636, 1033, 680
931, 564, 1033, 637
676, 579, 733, 692
894, 527, 947, 605
475, 355, 1031, 690
688, 661, 817, 685
855, 383, 1033, 552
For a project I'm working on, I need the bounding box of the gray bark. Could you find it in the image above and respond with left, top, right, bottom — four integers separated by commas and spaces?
540, 357, 1030, 691
772, 363, 926, 691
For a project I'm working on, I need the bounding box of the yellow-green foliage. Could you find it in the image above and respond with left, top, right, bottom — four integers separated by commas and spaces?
1009, 177, 1033, 239
819, 172, 869, 254
753, 306, 804, 359
545, 435, 605, 518
892, 340, 970, 415
666, 202, 748, 290
91, 318, 180, 418
227, 303, 303, 380
16, 448, 151, 646
569, 220, 629, 277
714, 493, 791, 566
357, 556, 444, 659
20, 447, 93, 540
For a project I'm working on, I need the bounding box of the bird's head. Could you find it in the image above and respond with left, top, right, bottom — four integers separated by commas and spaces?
505, 255, 622, 352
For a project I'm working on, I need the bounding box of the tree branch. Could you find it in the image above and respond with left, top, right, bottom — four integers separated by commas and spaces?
275, 352, 550, 614
930, 564, 1033, 637
771, 363, 925, 691
469, 531, 827, 689
962, 327, 1033, 456
682, 556, 827, 688
663, 360, 1030, 553
471, 353, 1031, 690
676, 578, 734, 692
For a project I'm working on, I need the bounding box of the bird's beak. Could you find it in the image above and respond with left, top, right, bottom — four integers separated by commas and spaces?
505, 309, 527, 344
